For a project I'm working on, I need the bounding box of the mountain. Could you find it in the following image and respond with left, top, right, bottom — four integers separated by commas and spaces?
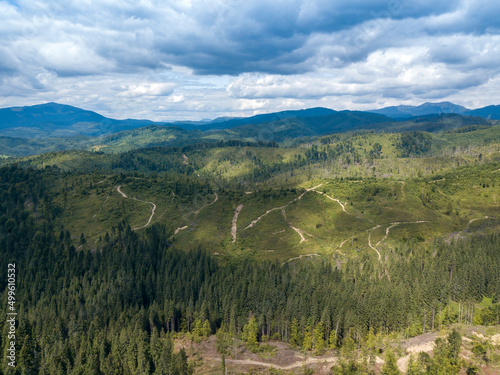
0, 103, 339, 137
195, 107, 337, 130
370, 101, 500, 120
166, 107, 338, 131
368, 101, 469, 118
466, 105, 500, 120
2, 102, 499, 142
0, 102, 158, 138
1, 102, 500, 374
1, 110, 495, 157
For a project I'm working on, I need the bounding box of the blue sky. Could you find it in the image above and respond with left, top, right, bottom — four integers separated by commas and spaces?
1, 0, 500, 121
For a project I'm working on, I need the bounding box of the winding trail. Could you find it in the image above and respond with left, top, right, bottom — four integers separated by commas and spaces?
242, 183, 354, 245
223, 355, 338, 371
116, 186, 157, 231
289, 225, 307, 243
244, 184, 323, 230
232, 204, 244, 242
338, 237, 353, 249
174, 226, 188, 235
313, 190, 353, 215
92, 195, 110, 219
467, 216, 492, 227
285, 253, 320, 264
368, 221, 429, 260
368, 225, 382, 260
399, 181, 406, 201
117, 185, 128, 198
173, 191, 219, 236
193, 192, 218, 215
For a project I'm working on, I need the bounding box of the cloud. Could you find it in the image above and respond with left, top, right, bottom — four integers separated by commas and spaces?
0, 0, 464, 77
226, 44, 494, 103
117, 83, 176, 98
1, 0, 500, 120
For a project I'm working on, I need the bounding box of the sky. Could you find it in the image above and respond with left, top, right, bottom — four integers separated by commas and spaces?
1, 0, 500, 121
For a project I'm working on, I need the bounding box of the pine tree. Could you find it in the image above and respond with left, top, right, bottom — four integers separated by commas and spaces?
302, 323, 313, 351
18, 335, 36, 375
447, 329, 462, 364
215, 324, 232, 356
328, 329, 337, 349
381, 350, 401, 375
406, 354, 422, 375
203, 320, 211, 338
313, 322, 326, 355
241, 316, 259, 351
289, 318, 301, 347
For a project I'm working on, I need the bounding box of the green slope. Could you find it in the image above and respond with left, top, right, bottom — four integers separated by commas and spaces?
4, 124, 498, 262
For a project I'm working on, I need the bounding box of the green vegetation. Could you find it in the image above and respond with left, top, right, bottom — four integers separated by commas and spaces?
1, 117, 500, 373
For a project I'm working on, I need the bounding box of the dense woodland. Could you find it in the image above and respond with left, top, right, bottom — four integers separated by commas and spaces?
1, 165, 499, 374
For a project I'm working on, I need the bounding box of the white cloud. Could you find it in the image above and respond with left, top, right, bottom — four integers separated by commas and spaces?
117, 83, 176, 98
1, 0, 500, 120
166, 94, 185, 103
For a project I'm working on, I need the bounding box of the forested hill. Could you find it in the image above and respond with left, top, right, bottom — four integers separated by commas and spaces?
0, 165, 499, 373
1, 109, 500, 373
369, 101, 500, 119
0, 108, 496, 157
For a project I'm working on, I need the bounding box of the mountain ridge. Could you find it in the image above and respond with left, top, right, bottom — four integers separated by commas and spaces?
368, 101, 500, 119
2, 101, 500, 140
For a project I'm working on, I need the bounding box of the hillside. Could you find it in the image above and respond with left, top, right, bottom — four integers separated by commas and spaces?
1, 107, 497, 157
369, 102, 469, 118
4, 125, 500, 260
0, 102, 158, 138
370, 101, 500, 119
1, 102, 499, 148
1, 115, 500, 374
0, 103, 342, 139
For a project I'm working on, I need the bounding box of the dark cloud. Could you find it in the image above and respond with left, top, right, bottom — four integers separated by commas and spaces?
3, 0, 465, 77
149, 0, 461, 75
1, 0, 500, 120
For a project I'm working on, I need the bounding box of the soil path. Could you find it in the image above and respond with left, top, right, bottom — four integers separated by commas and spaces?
244, 184, 323, 230
117, 185, 128, 198
289, 225, 307, 243
174, 226, 189, 235
285, 253, 320, 263
92, 195, 110, 219
368, 225, 382, 260
193, 192, 218, 215
116, 186, 157, 230
399, 181, 406, 201
397, 333, 438, 373
375, 221, 429, 247
467, 216, 492, 227
173, 191, 218, 236
224, 355, 338, 370
338, 238, 351, 248
369, 221, 429, 260
232, 204, 244, 242
313, 190, 353, 215
243, 183, 354, 245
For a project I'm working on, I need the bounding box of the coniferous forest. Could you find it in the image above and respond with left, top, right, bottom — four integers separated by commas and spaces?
4, 1, 500, 372
1, 161, 499, 374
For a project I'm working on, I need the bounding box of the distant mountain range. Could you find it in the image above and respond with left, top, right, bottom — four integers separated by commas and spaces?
0, 103, 342, 138
1, 101, 500, 140
368, 101, 500, 119
0, 102, 159, 138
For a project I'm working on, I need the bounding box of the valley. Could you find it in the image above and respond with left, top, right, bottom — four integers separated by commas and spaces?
1, 104, 500, 374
